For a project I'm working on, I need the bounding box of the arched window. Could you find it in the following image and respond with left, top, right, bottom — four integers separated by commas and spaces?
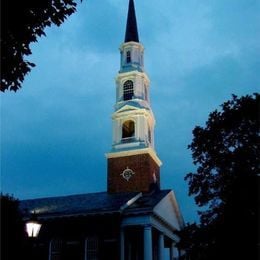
122, 120, 135, 139
123, 80, 134, 101
126, 50, 131, 63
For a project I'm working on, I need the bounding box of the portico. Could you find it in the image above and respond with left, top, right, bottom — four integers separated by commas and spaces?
120, 222, 179, 260
119, 189, 183, 260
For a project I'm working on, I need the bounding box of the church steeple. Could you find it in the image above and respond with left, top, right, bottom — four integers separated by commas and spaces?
124, 0, 139, 43
106, 0, 162, 193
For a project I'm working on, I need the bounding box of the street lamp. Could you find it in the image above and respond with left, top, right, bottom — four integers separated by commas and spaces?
26, 213, 42, 238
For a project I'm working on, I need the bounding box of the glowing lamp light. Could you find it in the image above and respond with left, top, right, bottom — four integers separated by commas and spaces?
26, 215, 42, 238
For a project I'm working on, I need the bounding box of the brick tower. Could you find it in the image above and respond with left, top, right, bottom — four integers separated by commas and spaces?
106, 0, 162, 193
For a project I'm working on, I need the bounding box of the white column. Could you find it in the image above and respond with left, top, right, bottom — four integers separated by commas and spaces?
136, 115, 141, 141
120, 228, 125, 260
158, 233, 164, 260
144, 225, 152, 260
170, 242, 175, 260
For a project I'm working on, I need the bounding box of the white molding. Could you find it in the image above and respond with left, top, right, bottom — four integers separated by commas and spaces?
112, 107, 155, 123
120, 193, 143, 211
119, 41, 144, 52
121, 215, 151, 227
121, 214, 180, 242
113, 104, 139, 115
115, 70, 150, 84
153, 191, 185, 230
150, 215, 180, 242
113, 141, 143, 150
106, 147, 162, 166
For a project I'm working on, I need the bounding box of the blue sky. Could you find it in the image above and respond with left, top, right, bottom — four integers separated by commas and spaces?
1, 0, 259, 222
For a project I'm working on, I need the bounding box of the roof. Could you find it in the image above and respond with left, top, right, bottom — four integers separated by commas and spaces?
124, 189, 172, 215
20, 190, 172, 220
124, 0, 139, 42
115, 100, 151, 112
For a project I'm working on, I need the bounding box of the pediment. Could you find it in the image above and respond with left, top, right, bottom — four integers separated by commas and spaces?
116, 104, 140, 113
153, 191, 184, 231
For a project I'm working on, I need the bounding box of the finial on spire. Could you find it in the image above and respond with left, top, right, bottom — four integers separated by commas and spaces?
124, 0, 139, 43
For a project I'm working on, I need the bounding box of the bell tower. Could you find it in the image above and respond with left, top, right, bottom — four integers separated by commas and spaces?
106, 0, 162, 193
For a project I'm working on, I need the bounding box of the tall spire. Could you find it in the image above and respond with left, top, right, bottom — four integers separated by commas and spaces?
124, 0, 139, 43
106, 0, 161, 193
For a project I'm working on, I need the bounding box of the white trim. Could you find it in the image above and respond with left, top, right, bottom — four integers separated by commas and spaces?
113, 141, 141, 150
120, 193, 142, 211
121, 214, 180, 242
150, 216, 180, 243
153, 191, 185, 230
106, 147, 162, 166
121, 215, 151, 227
113, 107, 153, 117
116, 70, 150, 85
119, 41, 144, 52
144, 224, 153, 260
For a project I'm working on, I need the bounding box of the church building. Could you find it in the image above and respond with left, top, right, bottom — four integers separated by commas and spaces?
21, 1, 185, 259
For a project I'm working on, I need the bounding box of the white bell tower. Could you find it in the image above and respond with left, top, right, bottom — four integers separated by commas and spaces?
113, 41, 155, 150
106, 0, 162, 193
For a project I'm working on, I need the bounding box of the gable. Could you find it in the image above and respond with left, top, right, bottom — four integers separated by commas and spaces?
116, 104, 140, 113
153, 191, 184, 231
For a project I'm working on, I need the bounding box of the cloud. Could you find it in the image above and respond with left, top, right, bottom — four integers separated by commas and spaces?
1, 0, 259, 222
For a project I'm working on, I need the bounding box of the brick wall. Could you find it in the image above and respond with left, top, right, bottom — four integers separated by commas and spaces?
107, 153, 160, 193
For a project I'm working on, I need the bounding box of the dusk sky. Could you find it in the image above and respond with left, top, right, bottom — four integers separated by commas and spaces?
1, 0, 259, 223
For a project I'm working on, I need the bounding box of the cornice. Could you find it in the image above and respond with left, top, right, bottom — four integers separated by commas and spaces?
119, 41, 144, 51
106, 147, 162, 166
115, 70, 150, 84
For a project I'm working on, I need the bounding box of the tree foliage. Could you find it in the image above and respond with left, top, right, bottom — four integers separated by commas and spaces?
182, 94, 259, 259
1, 0, 80, 92
0, 194, 26, 260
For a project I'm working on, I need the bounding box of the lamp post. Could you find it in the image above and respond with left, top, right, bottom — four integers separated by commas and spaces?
26, 213, 42, 238
25, 213, 42, 260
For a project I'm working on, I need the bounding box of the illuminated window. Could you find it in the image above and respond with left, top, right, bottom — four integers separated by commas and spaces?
126, 51, 131, 63
122, 120, 135, 139
123, 80, 134, 101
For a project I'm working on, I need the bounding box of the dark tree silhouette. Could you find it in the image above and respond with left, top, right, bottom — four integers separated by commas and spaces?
182, 94, 260, 259
0, 194, 26, 260
1, 0, 81, 92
